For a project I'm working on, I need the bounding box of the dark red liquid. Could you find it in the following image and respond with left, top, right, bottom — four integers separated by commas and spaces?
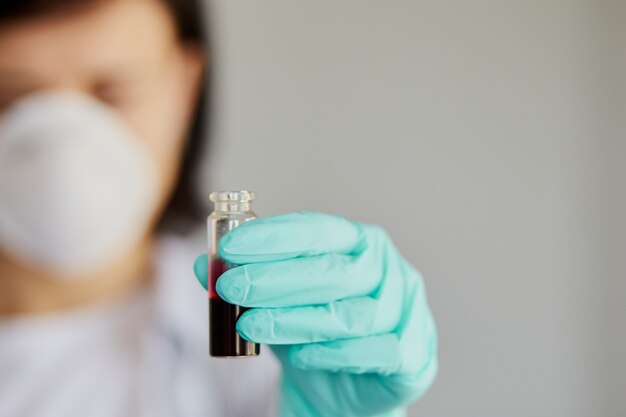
208, 255, 260, 357
208, 256, 229, 300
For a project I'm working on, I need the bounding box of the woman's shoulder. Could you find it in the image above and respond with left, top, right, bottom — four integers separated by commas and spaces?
151, 227, 209, 348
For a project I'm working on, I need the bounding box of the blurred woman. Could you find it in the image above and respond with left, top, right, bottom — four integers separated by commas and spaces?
0, 1, 438, 416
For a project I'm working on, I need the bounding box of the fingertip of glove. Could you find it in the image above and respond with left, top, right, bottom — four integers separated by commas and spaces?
287, 344, 324, 370
235, 311, 260, 343
217, 230, 245, 261
193, 254, 209, 290
286, 345, 309, 369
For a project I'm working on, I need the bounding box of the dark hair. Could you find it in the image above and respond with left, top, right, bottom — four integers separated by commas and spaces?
0, 0, 210, 232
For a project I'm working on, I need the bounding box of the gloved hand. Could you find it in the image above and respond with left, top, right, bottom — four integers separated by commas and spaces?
194, 211, 438, 417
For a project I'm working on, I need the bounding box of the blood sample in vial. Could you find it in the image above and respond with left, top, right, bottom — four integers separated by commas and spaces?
207, 190, 260, 358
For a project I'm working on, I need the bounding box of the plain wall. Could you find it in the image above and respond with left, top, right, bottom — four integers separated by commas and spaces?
201, 1, 625, 415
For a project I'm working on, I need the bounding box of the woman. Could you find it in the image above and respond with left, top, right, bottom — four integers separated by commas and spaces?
0, 1, 438, 416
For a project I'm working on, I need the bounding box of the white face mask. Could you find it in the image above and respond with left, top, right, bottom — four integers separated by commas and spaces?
0, 91, 159, 279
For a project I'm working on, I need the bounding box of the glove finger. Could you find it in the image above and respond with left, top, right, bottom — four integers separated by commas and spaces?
194, 254, 209, 290
393, 265, 439, 376
288, 333, 403, 375
218, 211, 367, 264
215, 251, 380, 307
235, 294, 403, 344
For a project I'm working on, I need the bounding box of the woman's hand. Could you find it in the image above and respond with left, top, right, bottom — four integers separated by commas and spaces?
194, 211, 438, 417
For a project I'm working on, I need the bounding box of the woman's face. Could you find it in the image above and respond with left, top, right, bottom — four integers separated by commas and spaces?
0, 0, 204, 227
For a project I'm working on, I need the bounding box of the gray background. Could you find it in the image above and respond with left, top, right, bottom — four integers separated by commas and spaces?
200, 1, 625, 415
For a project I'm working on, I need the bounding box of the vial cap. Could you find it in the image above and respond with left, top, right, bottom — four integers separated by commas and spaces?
209, 190, 256, 203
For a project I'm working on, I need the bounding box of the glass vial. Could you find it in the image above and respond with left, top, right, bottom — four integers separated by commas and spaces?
207, 190, 260, 358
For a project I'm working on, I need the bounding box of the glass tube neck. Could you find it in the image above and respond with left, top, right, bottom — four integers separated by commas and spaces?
210, 190, 255, 213
213, 201, 252, 213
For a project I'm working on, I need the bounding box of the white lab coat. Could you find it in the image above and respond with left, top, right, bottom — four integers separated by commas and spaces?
0, 232, 281, 417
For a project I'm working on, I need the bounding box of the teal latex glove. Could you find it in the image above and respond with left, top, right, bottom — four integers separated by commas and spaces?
194, 211, 438, 417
